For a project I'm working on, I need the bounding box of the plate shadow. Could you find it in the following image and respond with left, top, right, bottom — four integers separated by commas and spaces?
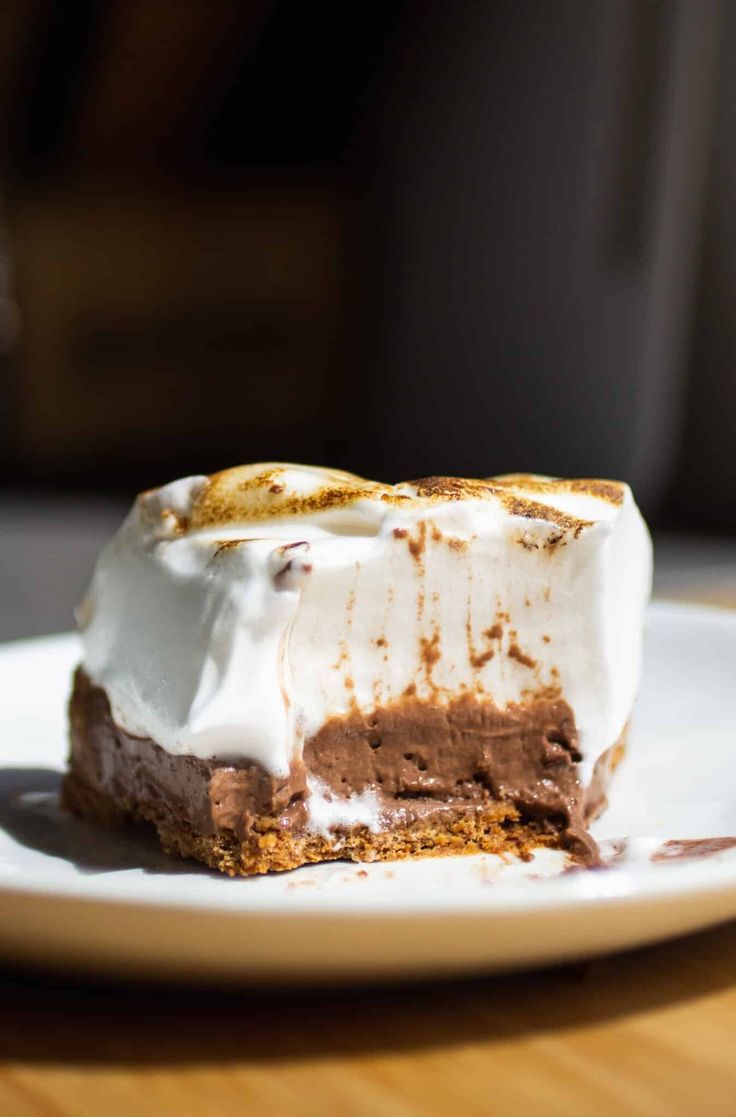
0, 767, 211, 875
1, 921, 736, 1066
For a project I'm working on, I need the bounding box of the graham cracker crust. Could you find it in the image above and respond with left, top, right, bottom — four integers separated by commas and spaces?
63, 669, 619, 875
62, 771, 560, 876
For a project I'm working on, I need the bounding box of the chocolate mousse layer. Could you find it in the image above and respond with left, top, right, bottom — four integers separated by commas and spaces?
65, 668, 309, 837
64, 668, 611, 872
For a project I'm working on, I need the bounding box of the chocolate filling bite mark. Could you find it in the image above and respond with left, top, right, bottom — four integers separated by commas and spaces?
64, 668, 608, 866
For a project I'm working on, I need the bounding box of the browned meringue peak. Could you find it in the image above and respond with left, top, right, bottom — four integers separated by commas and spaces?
82, 461, 651, 783
142, 462, 626, 535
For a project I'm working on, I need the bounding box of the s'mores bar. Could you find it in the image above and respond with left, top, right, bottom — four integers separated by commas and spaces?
63, 464, 652, 874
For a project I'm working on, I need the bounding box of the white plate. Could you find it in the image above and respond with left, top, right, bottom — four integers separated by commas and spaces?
1, 600, 735, 985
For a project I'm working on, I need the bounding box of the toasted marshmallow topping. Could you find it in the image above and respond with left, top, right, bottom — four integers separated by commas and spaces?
79, 464, 652, 787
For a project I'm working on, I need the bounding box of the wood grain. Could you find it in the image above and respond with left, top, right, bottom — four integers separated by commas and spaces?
2, 922, 736, 1117
1, 593, 735, 1117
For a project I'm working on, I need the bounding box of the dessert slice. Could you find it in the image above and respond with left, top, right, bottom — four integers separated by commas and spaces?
63, 464, 652, 874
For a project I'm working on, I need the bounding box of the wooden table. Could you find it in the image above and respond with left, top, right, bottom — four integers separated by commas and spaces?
0, 921, 735, 1117
2, 590, 736, 1117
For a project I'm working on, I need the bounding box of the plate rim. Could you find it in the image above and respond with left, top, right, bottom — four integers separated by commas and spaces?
1, 598, 735, 922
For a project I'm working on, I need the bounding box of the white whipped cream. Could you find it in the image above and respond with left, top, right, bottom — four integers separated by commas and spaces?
79, 464, 652, 790
305, 777, 382, 838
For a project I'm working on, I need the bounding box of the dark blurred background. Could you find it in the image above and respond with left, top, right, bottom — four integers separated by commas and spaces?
0, 0, 734, 637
